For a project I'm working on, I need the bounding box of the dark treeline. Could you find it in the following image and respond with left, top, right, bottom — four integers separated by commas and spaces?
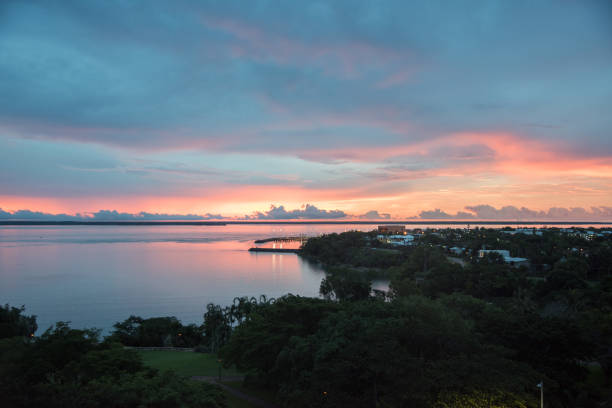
110, 295, 274, 352
0, 305, 225, 408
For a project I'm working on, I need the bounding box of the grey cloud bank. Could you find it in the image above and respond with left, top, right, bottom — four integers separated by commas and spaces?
245, 204, 347, 220
0, 209, 224, 221
2, 205, 611, 222
358, 210, 391, 220
418, 205, 612, 221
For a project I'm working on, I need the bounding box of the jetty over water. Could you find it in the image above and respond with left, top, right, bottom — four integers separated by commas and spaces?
248, 247, 299, 253
249, 236, 308, 253
253, 236, 308, 244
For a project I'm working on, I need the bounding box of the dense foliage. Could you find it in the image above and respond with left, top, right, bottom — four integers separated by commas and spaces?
109, 296, 275, 352
299, 230, 406, 270
0, 309, 226, 408
0, 304, 37, 339
217, 229, 612, 407
220, 295, 542, 407
111, 315, 204, 347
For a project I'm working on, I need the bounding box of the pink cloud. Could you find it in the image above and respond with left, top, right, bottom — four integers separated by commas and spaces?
291, 131, 612, 179
202, 15, 417, 79
375, 70, 413, 89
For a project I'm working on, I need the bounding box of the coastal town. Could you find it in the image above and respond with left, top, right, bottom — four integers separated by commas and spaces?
376, 224, 611, 270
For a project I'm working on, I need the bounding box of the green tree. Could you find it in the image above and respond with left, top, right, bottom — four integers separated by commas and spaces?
111, 316, 201, 347
220, 295, 339, 387
319, 268, 372, 301
203, 303, 231, 353
0, 304, 37, 339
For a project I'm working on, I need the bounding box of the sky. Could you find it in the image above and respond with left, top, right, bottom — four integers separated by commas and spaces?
1, 0, 611, 220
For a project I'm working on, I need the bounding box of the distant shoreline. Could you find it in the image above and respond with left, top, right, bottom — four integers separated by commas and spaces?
0, 220, 610, 226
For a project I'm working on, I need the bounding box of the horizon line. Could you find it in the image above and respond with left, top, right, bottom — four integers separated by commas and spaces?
1, 220, 611, 226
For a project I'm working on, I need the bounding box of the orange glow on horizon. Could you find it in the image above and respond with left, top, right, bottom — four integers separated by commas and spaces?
1, 132, 611, 219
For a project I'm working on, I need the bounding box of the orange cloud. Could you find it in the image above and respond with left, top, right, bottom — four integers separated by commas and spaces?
2, 131, 610, 219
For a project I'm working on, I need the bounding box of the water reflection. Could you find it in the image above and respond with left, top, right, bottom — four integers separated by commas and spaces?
0, 227, 330, 332
2, 223, 608, 332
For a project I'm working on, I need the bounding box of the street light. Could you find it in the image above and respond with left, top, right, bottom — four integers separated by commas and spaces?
536, 381, 543, 408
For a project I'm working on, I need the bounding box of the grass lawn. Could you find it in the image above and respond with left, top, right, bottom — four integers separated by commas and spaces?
137, 350, 244, 378
138, 351, 264, 407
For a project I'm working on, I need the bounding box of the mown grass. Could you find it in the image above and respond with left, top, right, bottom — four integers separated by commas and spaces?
137, 350, 244, 378
138, 351, 263, 407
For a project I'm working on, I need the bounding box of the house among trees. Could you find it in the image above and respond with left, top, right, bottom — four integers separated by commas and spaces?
378, 234, 415, 246
449, 246, 466, 255
377, 225, 406, 235
478, 249, 529, 267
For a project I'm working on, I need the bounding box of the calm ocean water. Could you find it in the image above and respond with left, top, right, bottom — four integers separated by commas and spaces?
1, 223, 609, 333
0, 224, 367, 332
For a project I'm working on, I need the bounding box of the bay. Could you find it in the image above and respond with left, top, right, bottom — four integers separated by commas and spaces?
1, 223, 609, 333
0, 224, 366, 332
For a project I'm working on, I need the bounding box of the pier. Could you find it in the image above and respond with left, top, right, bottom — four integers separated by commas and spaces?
253, 236, 308, 244
248, 247, 299, 253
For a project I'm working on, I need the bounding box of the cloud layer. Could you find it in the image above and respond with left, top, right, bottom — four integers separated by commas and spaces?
418, 205, 612, 221
2, 204, 611, 222
245, 204, 347, 220
0, 209, 223, 221
0, 1, 611, 217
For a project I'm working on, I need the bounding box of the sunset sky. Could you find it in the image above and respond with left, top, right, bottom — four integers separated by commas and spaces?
1, 1, 611, 220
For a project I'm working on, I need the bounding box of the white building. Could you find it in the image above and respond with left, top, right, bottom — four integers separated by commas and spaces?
378, 234, 415, 246
478, 249, 529, 267
449, 246, 465, 255
501, 228, 543, 236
